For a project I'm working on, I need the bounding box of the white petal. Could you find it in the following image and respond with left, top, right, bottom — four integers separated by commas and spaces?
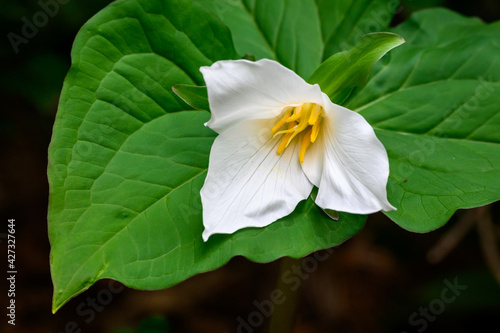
200, 117, 313, 241
301, 101, 396, 214
200, 59, 324, 133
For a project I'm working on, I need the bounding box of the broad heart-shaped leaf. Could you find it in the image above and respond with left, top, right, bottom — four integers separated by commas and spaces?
198, 0, 399, 78
308, 32, 404, 103
346, 8, 500, 232
48, 0, 366, 312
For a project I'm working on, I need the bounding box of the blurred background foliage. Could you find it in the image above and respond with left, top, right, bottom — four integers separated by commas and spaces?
1, 0, 500, 332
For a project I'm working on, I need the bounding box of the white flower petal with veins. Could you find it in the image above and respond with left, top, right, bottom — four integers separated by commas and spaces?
301, 104, 396, 214
200, 59, 395, 241
200, 59, 324, 133
200, 117, 313, 241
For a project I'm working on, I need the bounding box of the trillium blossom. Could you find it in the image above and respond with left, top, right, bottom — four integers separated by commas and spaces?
199, 59, 395, 241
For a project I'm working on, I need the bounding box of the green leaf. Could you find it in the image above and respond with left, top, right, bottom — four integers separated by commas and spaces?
48, 0, 236, 311
172, 84, 209, 110
199, 0, 323, 78
50, 112, 365, 312
315, 0, 401, 59
308, 32, 405, 104
48, 0, 366, 312
199, 0, 398, 78
347, 9, 500, 232
310, 188, 339, 221
196, 0, 275, 61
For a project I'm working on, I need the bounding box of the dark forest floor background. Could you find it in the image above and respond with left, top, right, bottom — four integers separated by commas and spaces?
1, 0, 500, 332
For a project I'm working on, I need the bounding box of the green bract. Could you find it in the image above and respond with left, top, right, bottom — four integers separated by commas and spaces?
172, 84, 209, 111
308, 32, 405, 103
47, 0, 500, 313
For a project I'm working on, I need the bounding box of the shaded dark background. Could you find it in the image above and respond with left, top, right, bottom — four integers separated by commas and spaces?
1, 0, 500, 332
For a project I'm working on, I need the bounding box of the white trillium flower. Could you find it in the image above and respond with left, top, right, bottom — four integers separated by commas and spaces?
199, 59, 395, 241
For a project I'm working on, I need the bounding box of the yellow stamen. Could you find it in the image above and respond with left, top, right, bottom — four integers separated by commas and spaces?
277, 121, 297, 154
286, 116, 309, 146
286, 104, 303, 123
289, 103, 313, 123
271, 103, 325, 162
311, 115, 323, 143
271, 107, 293, 134
308, 104, 322, 125
299, 129, 313, 163
273, 124, 296, 138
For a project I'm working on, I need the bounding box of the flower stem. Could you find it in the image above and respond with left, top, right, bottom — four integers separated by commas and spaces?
267, 256, 303, 333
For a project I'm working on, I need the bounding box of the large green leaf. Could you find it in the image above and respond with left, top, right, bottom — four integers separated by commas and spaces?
199, 0, 398, 77
48, 0, 366, 312
347, 9, 500, 232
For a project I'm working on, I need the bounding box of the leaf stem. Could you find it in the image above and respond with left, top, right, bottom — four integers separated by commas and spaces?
267, 256, 303, 333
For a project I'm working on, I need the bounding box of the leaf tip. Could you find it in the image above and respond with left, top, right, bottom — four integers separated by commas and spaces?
51, 293, 65, 314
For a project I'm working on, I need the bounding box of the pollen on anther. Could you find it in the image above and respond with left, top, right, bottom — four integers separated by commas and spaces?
277, 122, 296, 154
311, 115, 323, 143
272, 102, 324, 161
300, 129, 313, 163
308, 104, 322, 125
286, 104, 304, 123
271, 107, 293, 134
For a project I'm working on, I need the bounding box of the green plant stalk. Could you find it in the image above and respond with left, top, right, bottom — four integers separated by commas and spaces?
267, 256, 303, 333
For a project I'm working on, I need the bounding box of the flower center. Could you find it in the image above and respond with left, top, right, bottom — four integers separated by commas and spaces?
271, 103, 324, 163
